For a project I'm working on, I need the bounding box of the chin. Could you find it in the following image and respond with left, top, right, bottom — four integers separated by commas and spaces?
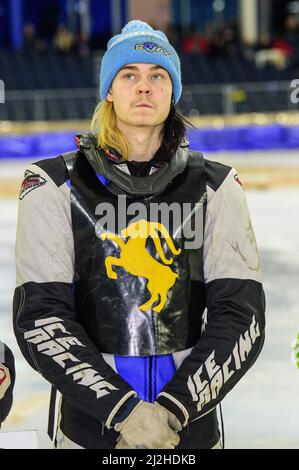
129, 117, 158, 126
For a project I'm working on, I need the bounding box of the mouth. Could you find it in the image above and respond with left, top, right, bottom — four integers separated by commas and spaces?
135, 103, 154, 108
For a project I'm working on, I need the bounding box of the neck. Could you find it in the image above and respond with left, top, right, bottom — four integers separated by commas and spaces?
116, 121, 163, 162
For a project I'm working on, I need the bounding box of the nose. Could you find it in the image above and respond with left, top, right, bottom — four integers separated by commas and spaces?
136, 77, 152, 95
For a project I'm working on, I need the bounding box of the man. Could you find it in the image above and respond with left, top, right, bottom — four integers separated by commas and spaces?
13, 20, 265, 449
0, 341, 15, 424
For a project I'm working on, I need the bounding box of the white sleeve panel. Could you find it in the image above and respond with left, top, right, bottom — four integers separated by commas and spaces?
15, 164, 74, 285
172, 347, 194, 370
204, 168, 262, 284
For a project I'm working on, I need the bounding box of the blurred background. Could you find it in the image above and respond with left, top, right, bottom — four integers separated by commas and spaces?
0, 0, 298, 449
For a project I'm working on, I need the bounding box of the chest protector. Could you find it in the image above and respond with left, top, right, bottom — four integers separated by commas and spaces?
62, 144, 207, 356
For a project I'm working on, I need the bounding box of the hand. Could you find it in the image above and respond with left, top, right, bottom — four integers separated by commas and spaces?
0, 364, 11, 400
114, 401, 181, 449
158, 402, 183, 433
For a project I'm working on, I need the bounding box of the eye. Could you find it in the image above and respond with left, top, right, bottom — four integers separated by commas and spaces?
123, 73, 135, 80
152, 74, 163, 80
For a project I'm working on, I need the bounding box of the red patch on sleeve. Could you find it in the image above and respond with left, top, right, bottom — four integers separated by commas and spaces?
234, 174, 243, 187
0, 367, 7, 385
19, 170, 47, 200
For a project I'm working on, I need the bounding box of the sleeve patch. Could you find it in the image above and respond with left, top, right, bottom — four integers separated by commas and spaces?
19, 170, 47, 200
0, 366, 8, 385
234, 173, 243, 188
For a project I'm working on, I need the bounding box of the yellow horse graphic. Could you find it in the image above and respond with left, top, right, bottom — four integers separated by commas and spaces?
100, 219, 181, 313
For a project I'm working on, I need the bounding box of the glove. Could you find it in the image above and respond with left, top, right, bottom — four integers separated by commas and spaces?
114, 401, 182, 449
0, 364, 11, 400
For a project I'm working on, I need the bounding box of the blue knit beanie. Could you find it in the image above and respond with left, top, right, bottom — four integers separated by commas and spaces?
100, 20, 182, 104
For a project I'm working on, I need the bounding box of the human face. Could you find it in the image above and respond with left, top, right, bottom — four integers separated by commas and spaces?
106, 63, 173, 128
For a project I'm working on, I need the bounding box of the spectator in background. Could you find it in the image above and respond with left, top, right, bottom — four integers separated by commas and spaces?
207, 29, 227, 57
181, 21, 239, 57
181, 29, 209, 54
54, 24, 75, 55
284, 14, 299, 45
75, 33, 90, 58
22, 23, 36, 54
220, 22, 240, 56
207, 22, 239, 57
22, 22, 48, 55
255, 34, 293, 70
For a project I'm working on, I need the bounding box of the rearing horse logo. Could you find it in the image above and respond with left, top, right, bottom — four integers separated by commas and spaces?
100, 219, 181, 313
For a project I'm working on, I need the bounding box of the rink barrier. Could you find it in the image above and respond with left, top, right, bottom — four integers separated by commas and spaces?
2, 123, 299, 159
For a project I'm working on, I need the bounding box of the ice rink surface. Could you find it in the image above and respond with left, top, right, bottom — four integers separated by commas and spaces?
0, 154, 298, 449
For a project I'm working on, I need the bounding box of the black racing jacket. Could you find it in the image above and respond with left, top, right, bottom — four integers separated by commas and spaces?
13, 146, 265, 448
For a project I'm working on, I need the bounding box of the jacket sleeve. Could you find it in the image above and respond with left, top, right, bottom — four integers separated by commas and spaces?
0, 342, 15, 423
13, 160, 137, 429
156, 166, 266, 427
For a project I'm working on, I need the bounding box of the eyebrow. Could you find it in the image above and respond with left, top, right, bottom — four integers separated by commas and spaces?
119, 65, 165, 72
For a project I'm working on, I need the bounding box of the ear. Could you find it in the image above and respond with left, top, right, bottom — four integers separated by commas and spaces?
106, 88, 113, 103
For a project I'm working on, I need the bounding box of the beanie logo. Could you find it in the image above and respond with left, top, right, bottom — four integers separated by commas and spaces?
135, 42, 171, 56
